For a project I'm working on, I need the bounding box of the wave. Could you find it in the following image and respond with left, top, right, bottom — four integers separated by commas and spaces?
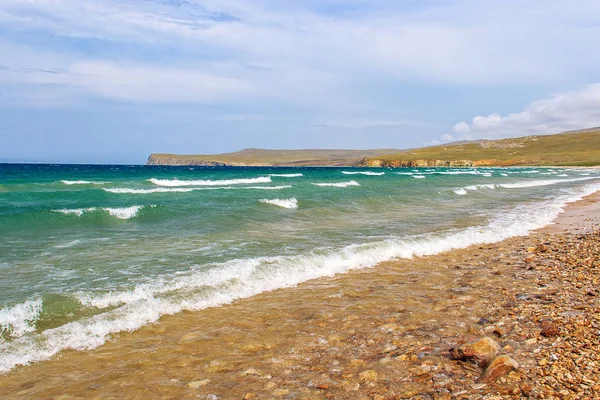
52, 206, 152, 220
59, 180, 106, 185
412, 175, 426, 179
259, 198, 298, 209
104, 188, 195, 194
497, 176, 597, 189
104, 186, 291, 194
342, 171, 385, 176
4, 180, 600, 373
0, 299, 43, 340
245, 185, 292, 190
148, 177, 271, 187
453, 177, 599, 194
312, 181, 360, 188
269, 173, 303, 178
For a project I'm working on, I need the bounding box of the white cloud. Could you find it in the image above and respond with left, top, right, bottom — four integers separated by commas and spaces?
0, 59, 254, 104
453, 84, 600, 139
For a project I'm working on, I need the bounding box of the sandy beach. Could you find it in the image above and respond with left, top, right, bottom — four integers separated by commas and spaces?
1, 192, 599, 399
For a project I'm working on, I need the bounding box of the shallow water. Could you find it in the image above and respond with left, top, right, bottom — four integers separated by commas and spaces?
1, 164, 600, 373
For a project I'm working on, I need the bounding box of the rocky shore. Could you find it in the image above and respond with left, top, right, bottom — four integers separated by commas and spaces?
1, 196, 599, 399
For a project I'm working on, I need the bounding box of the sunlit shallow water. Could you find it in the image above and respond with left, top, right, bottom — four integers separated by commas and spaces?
1, 164, 599, 373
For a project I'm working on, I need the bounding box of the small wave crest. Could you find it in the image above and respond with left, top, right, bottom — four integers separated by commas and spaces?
259, 198, 298, 209
149, 176, 272, 187
269, 173, 303, 178
312, 181, 360, 188
342, 171, 385, 176
59, 180, 106, 185
52, 206, 151, 220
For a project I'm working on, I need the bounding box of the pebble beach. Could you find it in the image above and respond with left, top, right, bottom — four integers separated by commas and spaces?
1, 191, 599, 399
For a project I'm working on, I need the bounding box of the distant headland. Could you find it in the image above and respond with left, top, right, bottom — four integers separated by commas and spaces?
147, 127, 600, 167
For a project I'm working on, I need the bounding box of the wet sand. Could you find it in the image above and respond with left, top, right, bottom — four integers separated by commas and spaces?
1, 192, 599, 399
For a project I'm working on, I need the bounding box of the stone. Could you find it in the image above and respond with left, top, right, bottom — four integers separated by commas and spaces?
478, 356, 519, 383
540, 320, 559, 337
450, 337, 500, 368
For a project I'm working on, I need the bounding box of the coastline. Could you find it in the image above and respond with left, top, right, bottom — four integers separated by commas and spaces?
1, 191, 599, 399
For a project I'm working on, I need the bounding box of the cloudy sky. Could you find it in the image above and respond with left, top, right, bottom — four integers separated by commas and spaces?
2, 0, 600, 163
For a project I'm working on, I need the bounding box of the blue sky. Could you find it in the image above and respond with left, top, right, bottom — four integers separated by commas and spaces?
2, 0, 600, 163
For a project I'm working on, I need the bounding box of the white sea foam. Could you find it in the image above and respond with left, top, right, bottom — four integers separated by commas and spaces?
0, 299, 43, 339
105, 206, 144, 219
453, 177, 599, 194
412, 175, 426, 179
498, 176, 597, 189
269, 173, 304, 178
312, 181, 360, 188
104, 188, 195, 194
259, 198, 298, 209
244, 185, 292, 190
396, 172, 414, 175
149, 176, 272, 187
52, 206, 151, 219
342, 171, 385, 176
104, 185, 290, 194
4, 181, 600, 373
59, 180, 106, 185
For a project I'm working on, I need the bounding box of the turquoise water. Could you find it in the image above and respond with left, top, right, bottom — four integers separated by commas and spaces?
1, 164, 599, 372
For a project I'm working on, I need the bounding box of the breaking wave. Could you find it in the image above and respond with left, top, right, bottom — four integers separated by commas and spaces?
148, 177, 272, 187
52, 206, 152, 220
312, 181, 360, 188
342, 171, 385, 176
259, 198, 299, 209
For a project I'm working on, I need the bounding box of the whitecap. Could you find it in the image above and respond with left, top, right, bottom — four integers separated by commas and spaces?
59, 180, 106, 185
342, 171, 385, 176
312, 181, 360, 188
268, 173, 303, 178
148, 176, 271, 187
259, 198, 298, 209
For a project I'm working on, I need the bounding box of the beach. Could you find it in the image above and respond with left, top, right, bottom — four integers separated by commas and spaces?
1, 187, 599, 399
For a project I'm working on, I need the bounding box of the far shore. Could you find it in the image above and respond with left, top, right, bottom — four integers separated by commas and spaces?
1, 190, 599, 399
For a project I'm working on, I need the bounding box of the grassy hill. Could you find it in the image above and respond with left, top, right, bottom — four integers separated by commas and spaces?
147, 128, 600, 167
358, 128, 600, 167
147, 148, 402, 167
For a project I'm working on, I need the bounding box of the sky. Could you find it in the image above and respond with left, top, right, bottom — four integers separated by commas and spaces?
2, 0, 600, 163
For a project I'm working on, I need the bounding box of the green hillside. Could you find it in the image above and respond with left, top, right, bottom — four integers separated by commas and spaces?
358, 128, 600, 167
147, 128, 600, 167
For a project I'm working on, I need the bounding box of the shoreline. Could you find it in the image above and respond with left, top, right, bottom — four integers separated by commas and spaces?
1, 191, 599, 398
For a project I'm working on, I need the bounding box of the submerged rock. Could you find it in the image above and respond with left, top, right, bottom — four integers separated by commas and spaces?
478, 355, 519, 383
449, 337, 500, 368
